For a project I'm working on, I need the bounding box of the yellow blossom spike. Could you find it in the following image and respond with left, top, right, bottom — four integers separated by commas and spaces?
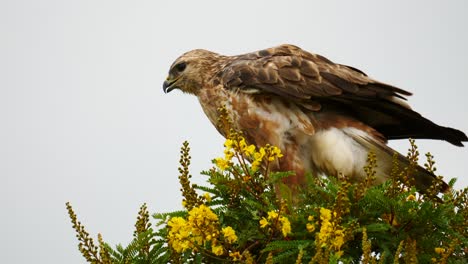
320, 207, 332, 221
279, 216, 291, 237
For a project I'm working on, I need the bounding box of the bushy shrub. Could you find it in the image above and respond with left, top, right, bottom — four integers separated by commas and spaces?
67, 136, 467, 263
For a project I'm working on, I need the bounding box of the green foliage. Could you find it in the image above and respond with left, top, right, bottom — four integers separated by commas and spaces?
67, 138, 467, 263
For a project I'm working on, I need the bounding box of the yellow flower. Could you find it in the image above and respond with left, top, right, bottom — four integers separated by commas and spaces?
255, 147, 266, 160
239, 138, 248, 150
332, 229, 345, 250
320, 207, 332, 221
272, 146, 283, 156
166, 204, 225, 254
167, 217, 192, 253
171, 239, 191, 253
218, 135, 284, 172
188, 204, 218, 224
267, 210, 279, 220
266, 146, 283, 161
214, 157, 230, 170
318, 224, 331, 247
229, 251, 242, 261
251, 147, 266, 171
434, 247, 446, 254
279, 216, 291, 237
244, 144, 256, 156
203, 193, 211, 202
224, 148, 234, 160
251, 160, 262, 172
222, 226, 238, 243
212, 244, 224, 256
307, 215, 316, 232
224, 139, 234, 149
189, 205, 219, 244
261, 211, 291, 237
259, 217, 269, 228
314, 207, 347, 253
317, 208, 336, 247
167, 217, 187, 233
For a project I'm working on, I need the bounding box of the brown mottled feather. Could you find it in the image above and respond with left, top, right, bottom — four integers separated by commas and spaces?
220, 44, 467, 146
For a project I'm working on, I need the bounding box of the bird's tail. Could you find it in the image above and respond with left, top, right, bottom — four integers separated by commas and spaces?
392, 151, 449, 193
347, 131, 449, 194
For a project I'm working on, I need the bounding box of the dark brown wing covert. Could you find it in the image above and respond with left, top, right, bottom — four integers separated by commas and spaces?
219, 44, 467, 146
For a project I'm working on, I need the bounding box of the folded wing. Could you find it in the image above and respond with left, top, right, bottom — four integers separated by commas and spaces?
220, 44, 467, 146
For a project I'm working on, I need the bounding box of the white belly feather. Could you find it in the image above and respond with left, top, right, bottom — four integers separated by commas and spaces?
309, 127, 371, 179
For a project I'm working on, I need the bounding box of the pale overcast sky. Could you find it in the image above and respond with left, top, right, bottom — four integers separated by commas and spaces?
1, 1, 467, 263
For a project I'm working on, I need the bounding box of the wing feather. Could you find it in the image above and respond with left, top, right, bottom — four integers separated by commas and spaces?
221, 44, 409, 109
219, 44, 467, 145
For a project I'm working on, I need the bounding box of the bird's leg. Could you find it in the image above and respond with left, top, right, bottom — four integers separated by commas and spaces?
274, 146, 308, 198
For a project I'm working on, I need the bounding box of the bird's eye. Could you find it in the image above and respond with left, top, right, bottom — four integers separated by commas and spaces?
174, 62, 186, 72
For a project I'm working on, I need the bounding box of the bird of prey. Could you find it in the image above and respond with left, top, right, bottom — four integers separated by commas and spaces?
163, 44, 467, 192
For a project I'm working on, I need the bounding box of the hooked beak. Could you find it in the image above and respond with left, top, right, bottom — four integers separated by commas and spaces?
163, 77, 179, 93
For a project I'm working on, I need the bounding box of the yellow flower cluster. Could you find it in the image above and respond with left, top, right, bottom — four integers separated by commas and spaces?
259, 210, 292, 237
167, 204, 237, 256
214, 136, 283, 172
306, 215, 316, 232
229, 251, 242, 261
251, 144, 283, 171
431, 247, 447, 262
314, 208, 346, 255
222, 226, 238, 243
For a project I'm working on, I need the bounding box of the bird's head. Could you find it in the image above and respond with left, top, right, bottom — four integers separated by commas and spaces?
163, 49, 221, 96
